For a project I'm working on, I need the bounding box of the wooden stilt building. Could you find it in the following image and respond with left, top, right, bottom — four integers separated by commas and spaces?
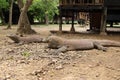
58, 0, 120, 35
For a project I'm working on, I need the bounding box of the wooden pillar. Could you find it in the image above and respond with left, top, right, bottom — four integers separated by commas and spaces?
100, 7, 107, 35
59, 8, 62, 32
70, 10, 75, 32
89, 12, 93, 30
110, 22, 113, 27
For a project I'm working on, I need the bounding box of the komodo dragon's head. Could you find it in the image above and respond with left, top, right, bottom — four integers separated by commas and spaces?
6, 34, 20, 43
46, 35, 65, 49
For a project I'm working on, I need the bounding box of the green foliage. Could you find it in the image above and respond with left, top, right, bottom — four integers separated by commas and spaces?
0, 0, 9, 9
21, 51, 31, 57
29, 0, 59, 22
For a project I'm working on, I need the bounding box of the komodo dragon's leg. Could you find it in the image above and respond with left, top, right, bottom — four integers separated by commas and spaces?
93, 42, 107, 51
51, 46, 68, 55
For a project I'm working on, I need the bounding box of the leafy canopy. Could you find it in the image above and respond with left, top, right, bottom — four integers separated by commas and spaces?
29, 0, 59, 21
0, 0, 9, 9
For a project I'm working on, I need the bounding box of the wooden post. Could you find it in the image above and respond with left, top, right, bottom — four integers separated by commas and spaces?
110, 22, 113, 27
70, 10, 75, 32
59, 8, 62, 32
100, 7, 107, 35
89, 13, 93, 30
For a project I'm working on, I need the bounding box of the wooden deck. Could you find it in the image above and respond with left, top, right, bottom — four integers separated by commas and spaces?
59, 0, 104, 12
59, 0, 104, 6
58, 0, 120, 35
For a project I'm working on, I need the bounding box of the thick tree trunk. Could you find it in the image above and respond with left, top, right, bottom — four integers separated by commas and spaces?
17, 0, 36, 35
7, 0, 14, 29
100, 7, 107, 35
17, 0, 24, 10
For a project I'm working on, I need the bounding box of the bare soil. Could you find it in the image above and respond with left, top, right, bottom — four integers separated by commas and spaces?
0, 24, 120, 80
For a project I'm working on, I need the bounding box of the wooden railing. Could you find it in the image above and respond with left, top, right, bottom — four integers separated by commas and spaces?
59, 0, 104, 6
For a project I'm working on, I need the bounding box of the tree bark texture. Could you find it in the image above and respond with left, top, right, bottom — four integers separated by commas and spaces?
17, 0, 36, 35
45, 13, 49, 25
7, 0, 14, 29
0, 9, 6, 25
100, 7, 107, 35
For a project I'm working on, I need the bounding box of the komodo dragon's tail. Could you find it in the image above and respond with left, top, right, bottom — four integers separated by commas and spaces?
99, 40, 120, 47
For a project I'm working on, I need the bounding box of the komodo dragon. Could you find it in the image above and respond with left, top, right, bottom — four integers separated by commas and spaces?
46, 35, 120, 53
7, 34, 44, 43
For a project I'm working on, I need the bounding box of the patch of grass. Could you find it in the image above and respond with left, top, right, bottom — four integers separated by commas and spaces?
21, 51, 31, 57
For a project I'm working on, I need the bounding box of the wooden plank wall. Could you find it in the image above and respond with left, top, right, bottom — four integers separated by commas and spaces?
89, 12, 102, 30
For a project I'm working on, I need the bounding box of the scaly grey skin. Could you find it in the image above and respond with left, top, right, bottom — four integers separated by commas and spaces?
7, 34, 45, 44
46, 35, 120, 54
7, 34, 20, 43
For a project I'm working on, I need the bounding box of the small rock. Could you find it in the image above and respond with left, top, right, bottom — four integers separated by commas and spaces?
38, 77, 43, 80
17, 60, 30, 64
116, 50, 120, 52
117, 68, 120, 71
52, 59, 58, 63
55, 64, 63, 70
88, 65, 93, 68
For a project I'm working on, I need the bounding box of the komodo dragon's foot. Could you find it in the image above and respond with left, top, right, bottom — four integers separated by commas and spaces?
49, 46, 68, 55
94, 42, 107, 52
101, 47, 107, 52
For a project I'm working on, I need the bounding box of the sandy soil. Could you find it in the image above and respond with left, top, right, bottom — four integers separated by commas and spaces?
0, 24, 120, 80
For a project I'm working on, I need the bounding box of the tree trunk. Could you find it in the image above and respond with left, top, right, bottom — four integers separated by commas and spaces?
0, 9, 6, 25
17, 0, 36, 35
100, 7, 107, 35
17, 0, 24, 10
45, 13, 49, 25
70, 11, 75, 33
59, 9, 62, 32
7, 0, 14, 29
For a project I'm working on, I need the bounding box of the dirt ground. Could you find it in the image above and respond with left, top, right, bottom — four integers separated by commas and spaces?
0, 24, 120, 80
